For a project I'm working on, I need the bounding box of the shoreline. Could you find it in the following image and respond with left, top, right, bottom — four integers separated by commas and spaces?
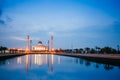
56, 53, 120, 66
0, 53, 120, 66
0, 53, 25, 60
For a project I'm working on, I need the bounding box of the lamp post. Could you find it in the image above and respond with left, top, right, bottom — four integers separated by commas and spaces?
117, 45, 120, 54
48, 40, 49, 52
30, 40, 32, 51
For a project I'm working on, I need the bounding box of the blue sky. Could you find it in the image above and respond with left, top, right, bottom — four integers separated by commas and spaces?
0, 0, 120, 49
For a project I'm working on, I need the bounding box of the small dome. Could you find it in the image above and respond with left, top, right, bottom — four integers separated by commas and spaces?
38, 41, 42, 46
38, 41, 42, 44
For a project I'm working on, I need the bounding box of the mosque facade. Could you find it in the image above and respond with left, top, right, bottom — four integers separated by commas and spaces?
32, 41, 48, 51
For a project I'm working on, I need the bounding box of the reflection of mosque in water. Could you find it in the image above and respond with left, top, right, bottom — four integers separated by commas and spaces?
17, 54, 60, 72
0, 55, 119, 72
24, 54, 53, 72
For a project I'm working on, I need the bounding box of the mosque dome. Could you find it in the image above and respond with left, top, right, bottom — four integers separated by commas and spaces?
38, 41, 42, 45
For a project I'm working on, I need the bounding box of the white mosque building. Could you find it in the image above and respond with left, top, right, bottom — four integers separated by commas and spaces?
32, 41, 48, 51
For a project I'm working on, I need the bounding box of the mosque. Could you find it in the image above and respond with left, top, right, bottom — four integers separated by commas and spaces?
26, 35, 54, 53
32, 41, 48, 51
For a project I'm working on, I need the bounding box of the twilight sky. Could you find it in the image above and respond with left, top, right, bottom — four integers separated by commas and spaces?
0, 0, 120, 49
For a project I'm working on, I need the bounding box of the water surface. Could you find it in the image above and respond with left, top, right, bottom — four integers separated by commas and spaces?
0, 54, 120, 80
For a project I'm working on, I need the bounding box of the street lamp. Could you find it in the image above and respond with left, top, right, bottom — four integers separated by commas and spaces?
117, 45, 120, 53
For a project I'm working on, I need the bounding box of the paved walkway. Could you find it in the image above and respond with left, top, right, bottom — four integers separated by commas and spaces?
56, 53, 120, 59
1, 53, 120, 60
73, 54, 120, 59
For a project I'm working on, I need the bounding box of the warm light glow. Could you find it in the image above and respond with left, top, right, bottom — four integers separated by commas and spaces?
26, 55, 29, 72
18, 48, 23, 50
33, 46, 47, 51
34, 54, 37, 64
45, 54, 48, 64
25, 47, 30, 53
17, 57, 22, 64
34, 54, 43, 66
58, 56, 60, 64
51, 54, 54, 64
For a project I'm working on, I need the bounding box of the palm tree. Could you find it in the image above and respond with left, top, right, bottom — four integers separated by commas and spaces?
101, 47, 113, 54
85, 47, 90, 53
95, 46, 101, 54
79, 48, 84, 54
0, 46, 2, 53
0, 46, 8, 54
0, 46, 4, 53
90, 48, 96, 54
74, 48, 79, 53
2, 47, 8, 54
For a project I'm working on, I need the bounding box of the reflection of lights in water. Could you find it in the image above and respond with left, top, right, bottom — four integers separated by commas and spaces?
34, 54, 37, 64
34, 54, 43, 66
38, 56, 42, 66
45, 54, 48, 64
26, 55, 29, 72
51, 54, 54, 64
49, 54, 54, 72
17, 57, 22, 64
58, 56, 60, 64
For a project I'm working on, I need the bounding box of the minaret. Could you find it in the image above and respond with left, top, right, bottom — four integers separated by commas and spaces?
48, 40, 49, 52
30, 40, 32, 51
26, 35, 30, 53
50, 35, 54, 51
27, 35, 30, 50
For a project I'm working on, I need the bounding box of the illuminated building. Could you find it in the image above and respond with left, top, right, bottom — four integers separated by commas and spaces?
32, 41, 48, 51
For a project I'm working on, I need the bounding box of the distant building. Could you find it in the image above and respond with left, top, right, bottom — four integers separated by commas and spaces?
32, 41, 48, 51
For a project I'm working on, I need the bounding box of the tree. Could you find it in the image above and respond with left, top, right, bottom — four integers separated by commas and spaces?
64, 49, 72, 53
90, 48, 96, 54
0, 46, 2, 53
100, 47, 117, 54
85, 47, 90, 53
0, 46, 8, 54
79, 48, 84, 54
2, 47, 8, 54
74, 48, 79, 53
95, 46, 101, 54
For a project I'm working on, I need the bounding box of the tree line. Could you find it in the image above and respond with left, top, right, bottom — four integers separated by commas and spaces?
62, 46, 120, 54
0, 46, 20, 54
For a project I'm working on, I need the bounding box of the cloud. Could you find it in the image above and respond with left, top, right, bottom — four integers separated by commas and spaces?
0, 0, 13, 26
3, 0, 115, 34
10, 36, 40, 41
31, 37, 40, 41
10, 36, 26, 41
48, 31, 54, 36
0, 0, 5, 25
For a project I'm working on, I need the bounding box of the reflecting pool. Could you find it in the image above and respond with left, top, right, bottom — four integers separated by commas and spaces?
0, 54, 120, 80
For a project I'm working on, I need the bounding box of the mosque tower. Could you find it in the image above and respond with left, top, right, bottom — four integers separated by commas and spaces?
27, 35, 30, 50
26, 35, 30, 53
50, 35, 54, 51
